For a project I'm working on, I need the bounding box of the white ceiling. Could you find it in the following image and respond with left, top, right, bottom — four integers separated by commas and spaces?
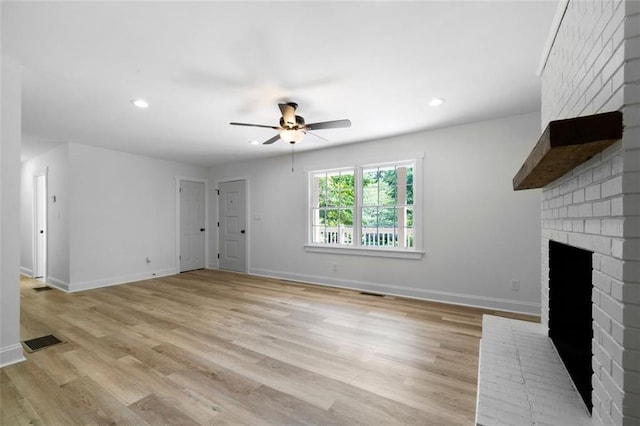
2, 1, 557, 166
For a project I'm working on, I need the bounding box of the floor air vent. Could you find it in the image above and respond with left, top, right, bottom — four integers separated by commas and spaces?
360, 291, 384, 297
32, 286, 53, 292
23, 334, 63, 352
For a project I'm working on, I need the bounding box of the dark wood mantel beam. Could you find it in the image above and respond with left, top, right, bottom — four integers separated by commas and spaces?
513, 111, 623, 190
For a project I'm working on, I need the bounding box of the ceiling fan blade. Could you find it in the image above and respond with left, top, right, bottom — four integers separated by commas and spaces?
304, 119, 351, 130
262, 134, 281, 145
230, 122, 280, 130
278, 103, 297, 126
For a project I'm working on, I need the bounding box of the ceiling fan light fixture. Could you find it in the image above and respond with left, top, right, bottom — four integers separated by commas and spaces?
249, 140, 260, 145
429, 97, 445, 107
131, 98, 149, 109
279, 129, 305, 144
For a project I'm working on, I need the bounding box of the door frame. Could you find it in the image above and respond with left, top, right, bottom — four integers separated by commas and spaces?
175, 176, 209, 272
215, 176, 250, 273
32, 167, 48, 280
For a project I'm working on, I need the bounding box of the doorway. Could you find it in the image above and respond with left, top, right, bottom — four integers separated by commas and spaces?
218, 179, 247, 273
32, 170, 47, 281
179, 179, 206, 272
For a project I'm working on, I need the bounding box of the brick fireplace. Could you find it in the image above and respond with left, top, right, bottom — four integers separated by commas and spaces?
538, 1, 640, 424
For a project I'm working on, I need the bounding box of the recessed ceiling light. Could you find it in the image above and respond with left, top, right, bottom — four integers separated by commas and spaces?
249, 140, 260, 145
429, 97, 445, 107
131, 99, 149, 109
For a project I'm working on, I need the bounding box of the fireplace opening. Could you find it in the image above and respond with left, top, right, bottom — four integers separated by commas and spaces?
548, 240, 593, 413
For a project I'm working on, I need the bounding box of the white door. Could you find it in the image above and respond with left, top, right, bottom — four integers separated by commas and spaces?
218, 180, 247, 273
180, 180, 206, 272
33, 173, 47, 279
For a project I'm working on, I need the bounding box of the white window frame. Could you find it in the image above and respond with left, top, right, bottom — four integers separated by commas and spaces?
305, 154, 424, 260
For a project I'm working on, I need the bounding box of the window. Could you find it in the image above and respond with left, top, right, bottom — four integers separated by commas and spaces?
308, 158, 421, 257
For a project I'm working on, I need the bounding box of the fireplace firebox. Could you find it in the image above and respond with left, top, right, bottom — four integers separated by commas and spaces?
548, 240, 593, 413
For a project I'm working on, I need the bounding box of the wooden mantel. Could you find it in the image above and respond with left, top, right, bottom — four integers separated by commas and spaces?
513, 111, 623, 190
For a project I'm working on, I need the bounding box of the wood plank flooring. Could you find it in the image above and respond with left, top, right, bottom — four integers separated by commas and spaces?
1, 270, 537, 425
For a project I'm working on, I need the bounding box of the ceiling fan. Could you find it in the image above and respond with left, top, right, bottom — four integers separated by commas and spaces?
230, 102, 351, 145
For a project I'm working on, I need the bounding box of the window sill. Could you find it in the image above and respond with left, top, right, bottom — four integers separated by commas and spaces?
304, 244, 424, 260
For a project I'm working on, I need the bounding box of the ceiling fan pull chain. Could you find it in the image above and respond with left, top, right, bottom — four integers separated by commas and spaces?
291, 144, 295, 173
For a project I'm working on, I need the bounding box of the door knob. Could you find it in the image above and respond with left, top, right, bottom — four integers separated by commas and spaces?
200, 228, 205, 232
40, 230, 44, 234
240, 229, 246, 234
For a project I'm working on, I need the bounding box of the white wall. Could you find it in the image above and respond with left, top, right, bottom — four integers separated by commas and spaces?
20, 144, 70, 286
20, 143, 208, 291
210, 112, 542, 314
68, 143, 208, 290
1, 54, 26, 367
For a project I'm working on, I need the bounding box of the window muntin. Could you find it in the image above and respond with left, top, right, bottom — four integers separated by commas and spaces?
309, 160, 416, 251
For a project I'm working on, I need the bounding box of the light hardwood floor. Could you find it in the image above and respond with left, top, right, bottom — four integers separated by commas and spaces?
2, 270, 537, 425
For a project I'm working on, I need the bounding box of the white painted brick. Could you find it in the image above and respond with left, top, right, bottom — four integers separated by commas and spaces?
595, 287, 603, 307
611, 277, 625, 301
627, 218, 640, 237
587, 219, 603, 234
602, 86, 626, 116
602, 45, 625, 84
595, 303, 614, 333
594, 252, 604, 270
612, 238, 624, 258
626, 0, 640, 17
623, 345, 640, 374
600, 295, 624, 322
612, 155, 625, 175
621, 391, 640, 418
564, 193, 574, 205
624, 260, 640, 282
594, 199, 612, 217
573, 189, 586, 203
612, 319, 625, 346
622, 324, 640, 351
591, 234, 614, 256
603, 175, 624, 197
622, 172, 640, 194
595, 162, 613, 182
573, 219, 585, 233
602, 218, 625, 236
601, 255, 625, 280
625, 59, 640, 86
595, 269, 614, 294
624, 301, 640, 328
579, 203, 594, 217
625, 149, 640, 173
569, 205, 581, 217
626, 105, 640, 129
612, 196, 624, 215
621, 239, 640, 260
587, 183, 604, 200
601, 362, 625, 408
579, 169, 594, 187
622, 126, 640, 150
594, 339, 613, 375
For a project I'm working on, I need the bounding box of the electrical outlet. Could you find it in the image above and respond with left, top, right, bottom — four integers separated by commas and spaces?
511, 280, 520, 291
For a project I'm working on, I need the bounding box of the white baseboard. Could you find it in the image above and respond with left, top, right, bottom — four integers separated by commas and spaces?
68, 268, 178, 292
0, 343, 26, 368
250, 268, 541, 315
46, 276, 70, 292
19, 266, 32, 277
